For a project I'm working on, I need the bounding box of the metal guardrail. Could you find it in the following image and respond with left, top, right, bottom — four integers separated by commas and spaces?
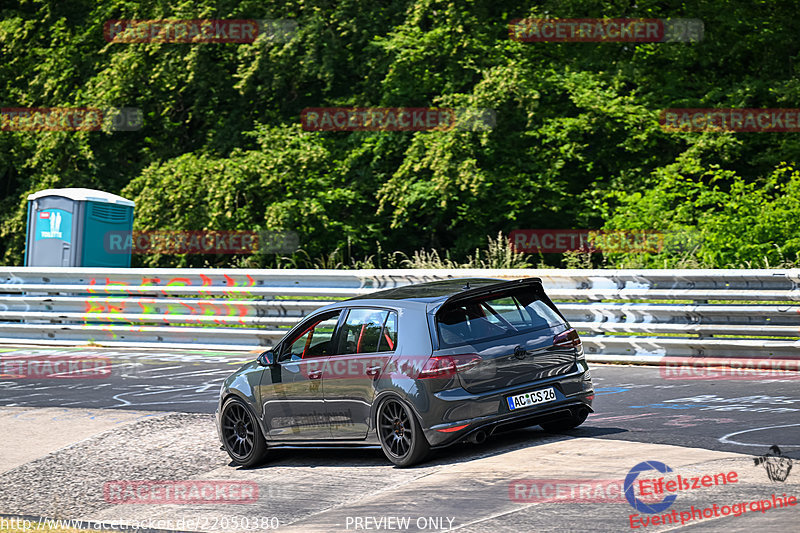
0, 267, 798, 359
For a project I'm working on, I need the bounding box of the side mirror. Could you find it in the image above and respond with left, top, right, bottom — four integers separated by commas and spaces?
257, 350, 276, 367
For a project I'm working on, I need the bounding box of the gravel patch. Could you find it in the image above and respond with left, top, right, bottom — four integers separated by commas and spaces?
0, 413, 228, 518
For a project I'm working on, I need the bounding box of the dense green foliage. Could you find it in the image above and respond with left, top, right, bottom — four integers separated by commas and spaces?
2, 0, 799, 268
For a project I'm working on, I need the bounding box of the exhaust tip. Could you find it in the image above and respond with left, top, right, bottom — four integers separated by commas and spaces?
468, 430, 487, 445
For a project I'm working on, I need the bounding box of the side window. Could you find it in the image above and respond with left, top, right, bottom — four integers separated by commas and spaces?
279, 311, 341, 362
337, 308, 397, 355
377, 312, 397, 352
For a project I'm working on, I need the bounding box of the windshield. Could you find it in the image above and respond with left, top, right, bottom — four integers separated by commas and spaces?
436, 287, 565, 347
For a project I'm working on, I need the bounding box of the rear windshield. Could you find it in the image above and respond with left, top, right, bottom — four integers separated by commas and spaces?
436, 286, 565, 347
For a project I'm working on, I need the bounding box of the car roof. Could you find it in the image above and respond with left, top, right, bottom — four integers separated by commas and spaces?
346, 277, 541, 305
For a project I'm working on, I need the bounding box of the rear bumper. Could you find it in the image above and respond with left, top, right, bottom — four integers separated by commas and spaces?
421, 363, 593, 448
427, 399, 593, 449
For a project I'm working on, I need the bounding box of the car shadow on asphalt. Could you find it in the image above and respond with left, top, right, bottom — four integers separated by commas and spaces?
237, 424, 628, 470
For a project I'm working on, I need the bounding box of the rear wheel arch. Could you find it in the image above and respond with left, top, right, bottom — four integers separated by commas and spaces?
371, 392, 423, 432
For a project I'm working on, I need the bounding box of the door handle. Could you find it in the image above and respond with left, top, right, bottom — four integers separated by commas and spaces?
308, 370, 322, 380
366, 365, 382, 376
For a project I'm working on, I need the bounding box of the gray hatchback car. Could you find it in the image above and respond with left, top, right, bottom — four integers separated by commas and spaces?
217, 277, 594, 467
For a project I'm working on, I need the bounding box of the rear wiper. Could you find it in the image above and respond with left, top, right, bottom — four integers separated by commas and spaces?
481, 302, 519, 332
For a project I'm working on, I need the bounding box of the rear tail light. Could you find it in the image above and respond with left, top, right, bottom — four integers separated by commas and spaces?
418, 354, 482, 379
553, 328, 581, 348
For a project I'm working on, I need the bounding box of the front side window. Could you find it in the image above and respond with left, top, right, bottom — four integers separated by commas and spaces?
279, 311, 341, 362
337, 308, 398, 355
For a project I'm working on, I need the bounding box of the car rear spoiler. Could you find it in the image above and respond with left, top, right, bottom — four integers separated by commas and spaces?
440, 277, 544, 305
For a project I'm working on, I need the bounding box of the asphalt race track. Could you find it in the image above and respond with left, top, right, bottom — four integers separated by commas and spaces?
0, 346, 798, 532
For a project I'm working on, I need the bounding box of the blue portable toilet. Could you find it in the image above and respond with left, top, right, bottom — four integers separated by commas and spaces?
25, 188, 135, 267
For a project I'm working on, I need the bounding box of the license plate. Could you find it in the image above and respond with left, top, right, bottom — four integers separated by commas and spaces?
507, 387, 556, 410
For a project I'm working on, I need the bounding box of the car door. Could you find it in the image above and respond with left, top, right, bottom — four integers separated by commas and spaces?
322, 308, 398, 439
259, 310, 342, 440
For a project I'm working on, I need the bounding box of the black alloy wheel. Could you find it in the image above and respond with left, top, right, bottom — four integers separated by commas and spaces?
221, 397, 267, 467
377, 398, 430, 467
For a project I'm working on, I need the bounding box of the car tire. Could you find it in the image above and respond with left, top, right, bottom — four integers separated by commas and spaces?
539, 408, 589, 432
220, 396, 268, 467
376, 398, 430, 467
